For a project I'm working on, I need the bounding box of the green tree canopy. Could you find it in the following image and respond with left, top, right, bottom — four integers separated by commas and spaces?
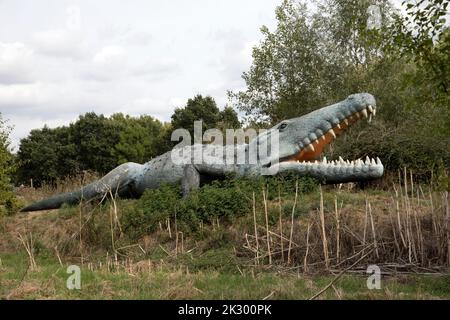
0, 114, 17, 215
229, 0, 449, 176
111, 113, 167, 164
171, 95, 221, 135
16, 112, 171, 185
170, 94, 241, 143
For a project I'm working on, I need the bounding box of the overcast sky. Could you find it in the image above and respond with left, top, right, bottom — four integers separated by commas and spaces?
0, 0, 410, 151
0, 0, 284, 150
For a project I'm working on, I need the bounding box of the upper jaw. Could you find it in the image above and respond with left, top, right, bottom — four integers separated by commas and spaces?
296, 93, 377, 154
260, 93, 382, 177
280, 93, 378, 162
266, 93, 385, 182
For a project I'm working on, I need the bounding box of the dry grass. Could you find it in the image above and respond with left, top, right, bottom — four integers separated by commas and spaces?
15, 171, 100, 205
2, 172, 449, 285
242, 180, 449, 275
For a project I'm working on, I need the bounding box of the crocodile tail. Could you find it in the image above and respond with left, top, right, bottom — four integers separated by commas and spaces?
20, 162, 143, 213
20, 183, 102, 212
20, 189, 82, 212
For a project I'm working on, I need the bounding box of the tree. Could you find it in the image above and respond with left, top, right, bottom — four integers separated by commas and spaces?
16, 112, 173, 184
0, 113, 17, 215
69, 112, 121, 174
17, 126, 77, 186
229, 0, 335, 123
111, 113, 167, 164
218, 106, 241, 130
171, 95, 221, 135
388, 0, 449, 93
170, 95, 241, 143
228, 0, 449, 177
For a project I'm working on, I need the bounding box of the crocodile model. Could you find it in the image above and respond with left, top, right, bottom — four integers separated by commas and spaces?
21, 93, 383, 212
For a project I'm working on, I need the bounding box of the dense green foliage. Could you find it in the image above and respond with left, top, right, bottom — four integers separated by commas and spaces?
169, 95, 241, 144
122, 174, 318, 239
229, 0, 449, 178
0, 114, 21, 215
16, 113, 169, 186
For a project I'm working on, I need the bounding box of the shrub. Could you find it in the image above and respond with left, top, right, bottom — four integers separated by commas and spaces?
122, 175, 319, 240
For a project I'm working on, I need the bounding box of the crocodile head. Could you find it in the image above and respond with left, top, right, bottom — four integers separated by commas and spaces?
255, 93, 384, 183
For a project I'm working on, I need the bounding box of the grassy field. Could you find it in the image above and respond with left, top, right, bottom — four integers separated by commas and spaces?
1, 177, 449, 300
1, 251, 449, 300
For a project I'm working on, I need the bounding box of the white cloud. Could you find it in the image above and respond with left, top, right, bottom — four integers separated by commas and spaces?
119, 96, 182, 121
131, 59, 181, 80
93, 45, 126, 65
81, 45, 128, 81
0, 0, 280, 151
32, 29, 87, 59
6, 115, 71, 152
0, 42, 35, 84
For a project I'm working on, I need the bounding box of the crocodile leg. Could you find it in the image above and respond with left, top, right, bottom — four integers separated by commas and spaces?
181, 164, 200, 197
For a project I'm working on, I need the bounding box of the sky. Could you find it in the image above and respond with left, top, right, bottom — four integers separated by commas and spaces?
0, 0, 409, 151
0, 0, 282, 150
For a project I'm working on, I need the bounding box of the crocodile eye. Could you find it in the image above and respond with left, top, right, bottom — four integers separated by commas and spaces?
278, 123, 288, 130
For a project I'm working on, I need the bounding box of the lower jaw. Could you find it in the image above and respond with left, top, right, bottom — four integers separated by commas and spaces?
263, 158, 384, 183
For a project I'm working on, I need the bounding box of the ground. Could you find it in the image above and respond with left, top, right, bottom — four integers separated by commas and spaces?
1, 252, 449, 299
1, 178, 449, 300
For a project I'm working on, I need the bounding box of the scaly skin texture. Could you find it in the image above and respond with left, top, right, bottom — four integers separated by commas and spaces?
21, 93, 384, 212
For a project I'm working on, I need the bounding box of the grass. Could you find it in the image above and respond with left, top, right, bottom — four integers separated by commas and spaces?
1, 251, 449, 299
2, 175, 449, 300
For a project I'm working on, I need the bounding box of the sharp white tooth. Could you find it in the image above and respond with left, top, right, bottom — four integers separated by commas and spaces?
322, 156, 327, 163
337, 123, 341, 129
376, 157, 381, 165
351, 161, 355, 166
346, 160, 350, 165
365, 156, 370, 165
328, 129, 336, 139
344, 119, 349, 125
368, 114, 372, 123
315, 139, 320, 145
368, 105, 373, 113
306, 144, 315, 152
361, 109, 368, 118
373, 108, 376, 116
315, 160, 319, 164
371, 158, 376, 165
339, 156, 344, 163
321, 135, 326, 141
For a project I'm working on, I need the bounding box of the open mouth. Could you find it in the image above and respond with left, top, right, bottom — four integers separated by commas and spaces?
282, 104, 382, 170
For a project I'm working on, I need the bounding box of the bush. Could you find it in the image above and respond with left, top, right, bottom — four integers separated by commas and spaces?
122, 175, 319, 240
331, 120, 450, 184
